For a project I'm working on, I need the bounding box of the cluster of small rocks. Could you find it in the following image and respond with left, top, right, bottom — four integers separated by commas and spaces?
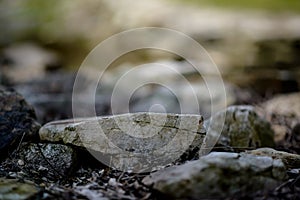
0, 86, 300, 199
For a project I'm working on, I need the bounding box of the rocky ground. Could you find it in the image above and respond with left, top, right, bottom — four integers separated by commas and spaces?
0, 1, 300, 199
0, 81, 300, 199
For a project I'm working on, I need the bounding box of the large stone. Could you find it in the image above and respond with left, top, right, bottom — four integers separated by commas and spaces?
142, 152, 286, 199
0, 178, 39, 200
247, 148, 300, 169
39, 112, 205, 171
0, 87, 40, 157
205, 105, 275, 151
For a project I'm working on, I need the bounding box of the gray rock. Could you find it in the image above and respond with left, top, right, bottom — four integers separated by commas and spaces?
247, 148, 300, 169
0, 87, 40, 157
39, 112, 205, 172
142, 152, 286, 199
17, 143, 76, 180
205, 105, 275, 151
0, 178, 38, 200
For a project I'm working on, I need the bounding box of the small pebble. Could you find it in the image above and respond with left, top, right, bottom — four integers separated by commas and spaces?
18, 159, 25, 166
40, 183, 46, 187
108, 178, 117, 187
38, 166, 48, 172
287, 168, 300, 178
17, 171, 26, 177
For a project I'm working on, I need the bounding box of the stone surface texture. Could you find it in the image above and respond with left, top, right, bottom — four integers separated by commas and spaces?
261, 93, 300, 119
0, 87, 40, 155
142, 152, 286, 199
205, 105, 275, 151
247, 148, 300, 169
259, 93, 300, 144
39, 112, 205, 171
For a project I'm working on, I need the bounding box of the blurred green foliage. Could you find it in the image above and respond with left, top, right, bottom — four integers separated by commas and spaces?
180, 0, 300, 12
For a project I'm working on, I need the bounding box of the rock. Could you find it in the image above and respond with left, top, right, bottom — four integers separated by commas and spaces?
0, 87, 40, 157
17, 143, 76, 180
0, 178, 39, 200
259, 93, 300, 144
1, 43, 61, 84
262, 92, 300, 118
261, 92, 300, 125
247, 148, 300, 169
39, 112, 205, 172
272, 124, 288, 143
205, 105, 275, 151
291, 123, 300, 148
142, 152, 286, 199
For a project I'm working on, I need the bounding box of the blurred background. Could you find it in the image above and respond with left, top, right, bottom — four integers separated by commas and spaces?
0, 0, 300, 124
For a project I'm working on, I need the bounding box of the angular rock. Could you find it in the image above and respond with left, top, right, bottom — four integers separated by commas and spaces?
0, 87, 40, 157
0, 178, 39, 200
17, 143, 76, 180
247, 148, 300, 169
142, 152, 286, 199
39, 113, 205, 172
205, 105, 275, 151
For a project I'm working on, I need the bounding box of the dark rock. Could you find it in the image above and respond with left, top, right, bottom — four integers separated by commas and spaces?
0, 87, 40, 158
16, 143, 77, 180
291, 123, 300, 150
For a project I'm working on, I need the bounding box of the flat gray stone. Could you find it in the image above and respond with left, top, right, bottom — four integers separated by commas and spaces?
39, 112, 205, 172
204, 105, 275, 151
247, 148, 300, 169
142, 152, 286, 199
